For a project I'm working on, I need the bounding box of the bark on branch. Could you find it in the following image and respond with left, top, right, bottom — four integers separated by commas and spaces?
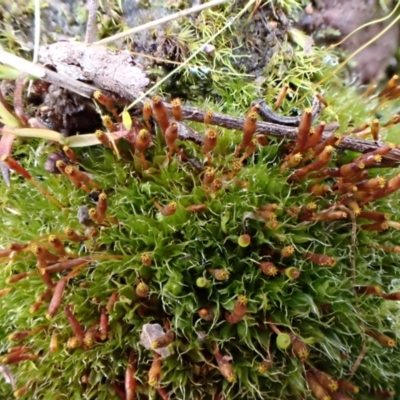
175, 105, 400, 166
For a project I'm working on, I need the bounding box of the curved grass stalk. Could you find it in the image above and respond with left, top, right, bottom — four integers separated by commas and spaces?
316, 12, 400, 88
0, 126, 104, 148
93, 0, 231, 46
331, 1, 400, 48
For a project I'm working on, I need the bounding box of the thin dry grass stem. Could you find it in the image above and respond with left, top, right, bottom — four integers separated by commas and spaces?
331, 2, 400, 48
93, 0, 231, 46
316, 11, 400, 88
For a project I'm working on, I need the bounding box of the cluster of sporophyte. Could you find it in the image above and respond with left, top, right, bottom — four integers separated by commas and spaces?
1, 81, 400, 400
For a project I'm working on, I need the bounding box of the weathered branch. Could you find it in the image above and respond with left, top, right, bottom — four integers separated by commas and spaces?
174, 105, 400, 166
1, 47, 400, 166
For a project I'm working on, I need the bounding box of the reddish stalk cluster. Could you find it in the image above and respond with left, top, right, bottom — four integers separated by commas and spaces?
304, 368, 361, 400
0, 230, 124, 379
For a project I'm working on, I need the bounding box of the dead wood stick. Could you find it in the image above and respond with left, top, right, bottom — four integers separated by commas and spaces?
172, 105, 400, 166
0, 48, 97, 99
1, 47, 400, 166
85, 0, 99, 44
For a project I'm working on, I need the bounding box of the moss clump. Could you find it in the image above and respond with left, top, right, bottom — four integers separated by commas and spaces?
2, 2, 400, 400
1, 81, 400, 400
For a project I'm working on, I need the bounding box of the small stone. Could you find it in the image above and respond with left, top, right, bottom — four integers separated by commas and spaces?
140, 323, 171, 358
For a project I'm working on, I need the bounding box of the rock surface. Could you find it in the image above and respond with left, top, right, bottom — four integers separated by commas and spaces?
299, 0, 399, 82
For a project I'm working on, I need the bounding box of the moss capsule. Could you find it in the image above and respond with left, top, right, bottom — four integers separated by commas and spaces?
201, 129, 217, 154
125, 351, 137, 400
67, 336, 83, 349
14, 382, 32, 398
257, 359, 273, 373
355, 285, 382, 296
361, 221, 389, 231
136, 282, 149, 298
93, 91, 120, 121
210, 178, 223, 192
337, 379, 359, 394
276, 333, 291, 350
50, 332, 58, 354
305, 252, 336, 267
291, 334, 309, 362
309, 211, 348, 222
196, 277, 210, 288
135, 129, 152, 154
141, 252, 152, 266
48, 235, 66, 256
226, 295, 248, 324
366, 330, 395, 347
152, 96, 169, 134
274, 84, 289, 110
309, 184, 330, 196
62, 146, 77, 164
148, 353, 162, 387
83, 329, 97, 348
98, 306, 109, 341
95, 129, 112, 148
381, 292, 400, 300
199, 308, 214, 321
204, 110, 213, 125
289, 108, 312, 156
235, 111, 258, 157
209, 269, 229, 281
378, 74, 398, 97
281, 245, 295, 258
161, 201, 178, 216
312, 368, 338, 392
283, 267, 300, 279
1, 352, 39, 364
203, 167, 215, 185
31, 244, 60, 266
106, 292, 119, 313
65, 227, 88, 242
46, 279, 67, 319
186, 204, 207, 213
142, 101, 152, 130
171, 98, 183, 121
8, 327, 44, 342
305, 371, 331, 400
238, 234, 251, 247
65, 305, 85, 340
101, 116, 116, 132
260, 262, 278, 277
